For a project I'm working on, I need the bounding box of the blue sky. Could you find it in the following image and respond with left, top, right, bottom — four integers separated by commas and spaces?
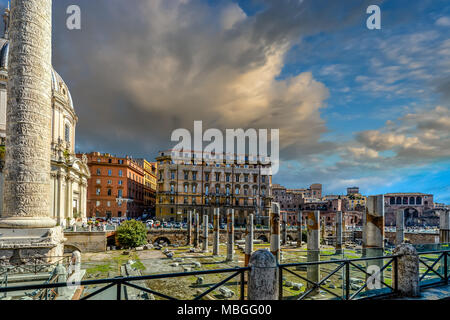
1, 0, 449, 203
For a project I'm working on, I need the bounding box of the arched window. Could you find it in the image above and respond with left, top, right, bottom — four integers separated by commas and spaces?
390, 197, 395, 205
416, 197, 422, 205
403, 197, 408, 205
409, 197, 415, 205
396, 197, 402, 205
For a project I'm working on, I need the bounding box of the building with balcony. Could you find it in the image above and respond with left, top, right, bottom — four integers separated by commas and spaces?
155, 150, 273, 225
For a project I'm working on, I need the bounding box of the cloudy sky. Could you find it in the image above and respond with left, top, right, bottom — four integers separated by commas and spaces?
2, 0, 449, 202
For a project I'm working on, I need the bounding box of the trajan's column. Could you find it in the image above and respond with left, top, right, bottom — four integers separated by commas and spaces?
0, 0, 64, 262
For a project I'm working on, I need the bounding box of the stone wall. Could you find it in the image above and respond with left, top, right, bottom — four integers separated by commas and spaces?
64, 232, 107, 253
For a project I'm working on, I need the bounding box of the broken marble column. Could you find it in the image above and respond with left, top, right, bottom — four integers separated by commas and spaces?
194, 211, 200, 248
187, 210, 192, 245
365, 195, 385, 283
0, 0, 64, 262
248, 249, 278, 300
245, 214, 254, 266
396, 209, 405, 245
297, 210, 303, 247
213, 208, 220, 256
307, 210, 320, 295
202, 214, 208, 253
270, 202, 281, 263
336, 211, 343, 255
439, 210, 450, 244
392, 243, 420, 297
226, 208, 234, 262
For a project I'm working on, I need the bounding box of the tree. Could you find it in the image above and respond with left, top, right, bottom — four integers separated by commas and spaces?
116, 220, 147, 248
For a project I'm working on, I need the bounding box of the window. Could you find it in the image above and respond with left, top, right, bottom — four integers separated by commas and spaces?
170, 185, 175, 193
416, 197, 422, 205
184, 172, 189, 180
205, 185, 209, 195
107, 201, 111, 207
226, 186, 230, 196
235, 187, 240, 195
118, 170, 123, 177
216, 185, 220, 194
118, 180, 123, 186
108, 169, 112, 176
64, 123, 70, 143
184, 185, 188, 193
96, 188, 101, 195
262, 176, 266, 183
193, 185, 197, 193
96, 201, 100, 207
118, 211, 122, 217
171, 171, 175, 180
235, 174, 240, 182
216, 173, 220, 181
96, 169, 101, 175
96, 179, 101, 184
390, 197, 395, 205
107, 180, 112, 185
226, 174, 230, 182
118, 189, 123, 198
205, 173, 209, 181
192, 172, 197, 181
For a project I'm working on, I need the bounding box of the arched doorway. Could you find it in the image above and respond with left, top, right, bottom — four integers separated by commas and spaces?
404, 208, 419, 227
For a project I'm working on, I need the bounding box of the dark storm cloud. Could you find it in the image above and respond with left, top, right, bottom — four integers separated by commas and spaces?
50, 0, 378, 161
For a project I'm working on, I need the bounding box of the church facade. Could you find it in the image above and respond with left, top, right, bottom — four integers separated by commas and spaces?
0, 10, 90, 227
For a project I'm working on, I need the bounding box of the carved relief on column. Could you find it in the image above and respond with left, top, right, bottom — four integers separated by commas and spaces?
0, 0, 54, 228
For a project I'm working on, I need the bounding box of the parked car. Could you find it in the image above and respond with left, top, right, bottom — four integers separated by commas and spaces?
174, 222, 182, 229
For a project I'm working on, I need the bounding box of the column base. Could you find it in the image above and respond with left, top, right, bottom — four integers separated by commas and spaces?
0, 216, 56, 229
0, 226, 66, 264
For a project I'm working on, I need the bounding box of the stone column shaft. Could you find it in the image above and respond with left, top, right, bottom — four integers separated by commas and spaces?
270, 203, 280, 263
202, 214, 208, 252
396, 209, 405, 245
213, 208, 219, 256
365, 195, 385, 283
336, 211, 343, 254
245, 214, 254, 266
194, 211, 200, 248
297, 210, 303, 247
226, 208, 234, 262
187, 210, 192, 245
0, 0, 54, 229
307, 210, 320, 295
281, 212, 287, 246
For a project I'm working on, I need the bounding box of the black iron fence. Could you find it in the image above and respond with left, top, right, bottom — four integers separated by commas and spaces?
1, 250, 449, 300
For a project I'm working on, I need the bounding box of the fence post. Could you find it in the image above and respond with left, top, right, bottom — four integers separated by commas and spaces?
392, 243, 420, 297
248, 250, 278, 300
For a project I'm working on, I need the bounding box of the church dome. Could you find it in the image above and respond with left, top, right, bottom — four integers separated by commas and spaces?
0, 38, 75, 110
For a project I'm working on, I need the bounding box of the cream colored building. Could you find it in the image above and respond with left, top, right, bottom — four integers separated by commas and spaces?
0, 21, 90, 227
156, 150, 272, 226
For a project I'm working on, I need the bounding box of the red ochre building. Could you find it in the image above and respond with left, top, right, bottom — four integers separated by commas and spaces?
77, 152, 155, 219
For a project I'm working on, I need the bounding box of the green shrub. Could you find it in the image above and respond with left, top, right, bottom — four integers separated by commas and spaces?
116, 220, 147, 248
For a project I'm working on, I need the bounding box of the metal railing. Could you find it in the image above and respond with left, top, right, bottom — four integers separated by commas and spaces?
1, 250, 450, 300
278, 254, 398, 300
0, 266, 249, 300
418, 250, 449, 287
